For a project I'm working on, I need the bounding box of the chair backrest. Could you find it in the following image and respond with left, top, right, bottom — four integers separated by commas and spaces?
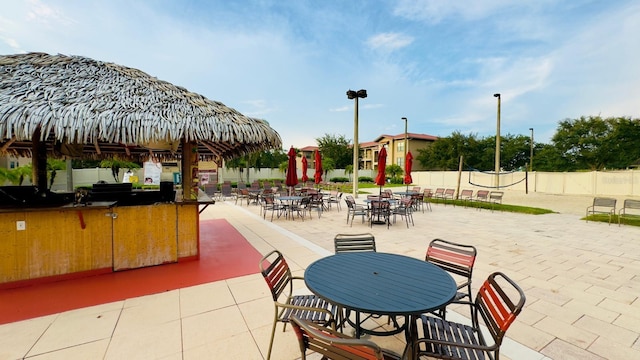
476, 190, 489, 200
221, 184, 232, 196
370, 200, 390, 213
460, 189, 473, 198
334, 233, 376, 253
412, 186, 421, 193
593, 197, 616, 208
290, 315, 387, 360
237, 182, 247, 190
259, 250, 293, 301
262, 194, 276, 205
474, 272, 526, 347
426, 238, 476, 282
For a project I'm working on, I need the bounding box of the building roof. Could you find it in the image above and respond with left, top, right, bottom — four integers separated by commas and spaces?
373, 133, 438, 142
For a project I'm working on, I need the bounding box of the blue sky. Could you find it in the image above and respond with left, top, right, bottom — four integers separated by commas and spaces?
1, 0, 639, 149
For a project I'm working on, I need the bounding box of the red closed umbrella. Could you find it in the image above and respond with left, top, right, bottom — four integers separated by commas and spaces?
375, 147, 387, 197
375, 147, 387, 186
314, 149, 323, 186
286, 147, 299, 192
404, 151, 413, 189
301, 156, 309, 184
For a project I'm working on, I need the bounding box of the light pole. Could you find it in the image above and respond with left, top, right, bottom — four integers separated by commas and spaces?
347, 89, 367, 198
493, 93, 501, 189
402, 117, 408, 170
529, 127, 534, 172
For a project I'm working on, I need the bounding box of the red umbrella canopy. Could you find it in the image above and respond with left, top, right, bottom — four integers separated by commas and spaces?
314, 149, 323, 184
404, 151, 413, 184
301, 156, 309, 183
286, 147, 299, 187
375, 147, 387, 186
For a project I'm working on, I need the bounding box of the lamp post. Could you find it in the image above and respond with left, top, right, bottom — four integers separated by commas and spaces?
347, 89, 367, 198
529, 127, 534, 172
493, 93, 501, 189
402, 117, 408, 170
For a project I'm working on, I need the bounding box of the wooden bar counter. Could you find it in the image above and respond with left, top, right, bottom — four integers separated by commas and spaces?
0, 201, 199, 288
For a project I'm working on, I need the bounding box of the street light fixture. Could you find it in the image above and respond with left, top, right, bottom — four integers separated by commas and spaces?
529, 128, 534, 172
493, 93, 501, 189
347, 89, 367, 198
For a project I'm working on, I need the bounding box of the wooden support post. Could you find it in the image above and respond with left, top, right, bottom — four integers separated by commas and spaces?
32, 127, 48, 191
181, 140, 199, 201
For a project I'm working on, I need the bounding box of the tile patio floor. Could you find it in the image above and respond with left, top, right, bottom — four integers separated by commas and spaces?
1, 191, 639, 359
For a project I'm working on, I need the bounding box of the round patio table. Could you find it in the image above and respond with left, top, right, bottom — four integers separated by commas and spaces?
305, 252, 456, 355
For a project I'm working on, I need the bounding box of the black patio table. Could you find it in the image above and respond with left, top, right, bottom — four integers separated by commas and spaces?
304, 252, 456, 357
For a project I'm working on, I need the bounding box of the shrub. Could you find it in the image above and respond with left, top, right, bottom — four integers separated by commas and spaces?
330, 177, 350, 183
358, 176, 374, 183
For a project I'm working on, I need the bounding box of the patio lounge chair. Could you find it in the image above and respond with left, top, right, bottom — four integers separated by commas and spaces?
259, 250, 337, 360
413, 272, 526, 360
586, 197, 616, 225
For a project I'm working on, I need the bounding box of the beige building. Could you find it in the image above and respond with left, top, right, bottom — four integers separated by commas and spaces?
367, 133, 437, 171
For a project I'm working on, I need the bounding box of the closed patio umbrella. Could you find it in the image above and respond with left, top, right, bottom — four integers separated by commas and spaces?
301, 156, 309, 185
314, 149, 323, 187
286, 146, 298, 194
375, 147, 387, 196
404, 151, 413, 191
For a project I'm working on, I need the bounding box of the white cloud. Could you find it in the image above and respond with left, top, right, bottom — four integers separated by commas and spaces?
366, 32, 414, 52
25, 0, 75, 27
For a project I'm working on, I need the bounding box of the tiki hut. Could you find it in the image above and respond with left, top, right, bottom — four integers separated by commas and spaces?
0, 53, 283, 284
0, 52, 282, 194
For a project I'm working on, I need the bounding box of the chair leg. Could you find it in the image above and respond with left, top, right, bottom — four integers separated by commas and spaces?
266, 316, 278, 360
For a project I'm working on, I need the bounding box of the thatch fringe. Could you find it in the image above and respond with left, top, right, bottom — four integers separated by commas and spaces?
0, 52, 282, 161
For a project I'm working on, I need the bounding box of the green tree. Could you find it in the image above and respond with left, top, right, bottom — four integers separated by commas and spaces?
551, 116, 611, 170
500, 134, 531, 171
322, 157, 335, 180
386, 164, 403, 183
416, 131, 487, 170
316, 134, 352, 169
531, 143, 567, 171
0, 168, 19, 185
99, 159, 141, 182
47, 159, 66, 189
344, 165, 353, 181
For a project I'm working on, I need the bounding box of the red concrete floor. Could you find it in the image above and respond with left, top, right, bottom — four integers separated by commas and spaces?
0, 219, 262, 325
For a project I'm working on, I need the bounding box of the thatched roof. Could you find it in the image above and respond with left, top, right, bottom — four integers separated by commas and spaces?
0, 52, 282, 162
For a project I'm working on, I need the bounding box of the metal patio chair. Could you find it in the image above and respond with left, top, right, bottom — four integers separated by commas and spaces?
259, 250, 337, 360
413, 272, 526, 360
290, 315, 402, 360
345, 195, 368, 226
334, 233, 376, 253
425, 238, 477, 318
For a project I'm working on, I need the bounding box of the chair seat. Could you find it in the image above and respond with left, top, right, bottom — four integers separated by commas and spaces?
418, 314, 485, 360
282, 295, 336, 324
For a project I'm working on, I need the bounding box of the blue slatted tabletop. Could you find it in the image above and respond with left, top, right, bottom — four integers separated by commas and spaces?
305, 252, 456, 316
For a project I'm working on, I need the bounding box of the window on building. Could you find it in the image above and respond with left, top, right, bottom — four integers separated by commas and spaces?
397, 142, 404, 152
397, 157, 404, 167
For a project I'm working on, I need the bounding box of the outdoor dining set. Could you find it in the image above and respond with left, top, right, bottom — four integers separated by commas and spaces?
259, 235, 527, 360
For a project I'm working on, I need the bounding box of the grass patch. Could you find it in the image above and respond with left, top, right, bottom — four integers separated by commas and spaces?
584, 214, 640, 226
429, 198, 554, 215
